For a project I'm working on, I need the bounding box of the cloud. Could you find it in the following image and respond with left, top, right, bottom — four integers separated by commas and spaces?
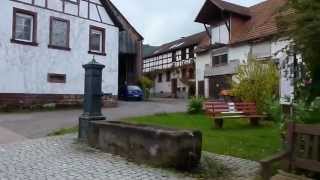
110, 0, 265, 46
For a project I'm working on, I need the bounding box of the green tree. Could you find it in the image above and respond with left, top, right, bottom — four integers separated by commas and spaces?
138, 76, 153, 100
277, 0, 320, 102
232, 57, 279, 113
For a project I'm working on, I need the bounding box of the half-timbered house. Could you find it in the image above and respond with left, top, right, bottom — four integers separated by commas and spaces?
143, 32, 209, 98
0, 0, 143, 109
194, 0, 293, 104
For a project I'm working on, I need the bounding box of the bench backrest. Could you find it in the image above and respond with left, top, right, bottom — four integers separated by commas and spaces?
287, 122, 320, 173
204, 101, 229, 115
234, 102, 258, 115
204, 101, 258, 116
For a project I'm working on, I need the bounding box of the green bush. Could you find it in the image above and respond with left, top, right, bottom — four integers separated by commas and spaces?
265, 98, 283, 124
138, 76, 153, 100
187, 97, 204, 114
232, 57, 279, 113
293, 97, 320, 124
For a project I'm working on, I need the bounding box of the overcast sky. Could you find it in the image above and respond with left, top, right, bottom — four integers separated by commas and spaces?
110, 0, 265, 46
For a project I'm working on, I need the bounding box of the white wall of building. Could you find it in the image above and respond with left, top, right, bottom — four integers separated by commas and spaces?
144, 46, 196, 98
195, 52, 211, 97
195, 39, 292, 100
228, 45, 250, 64
153, 73, 172, 94
0, 0, 119, 95
151, 70, 190, 98
211, 23, 229, 44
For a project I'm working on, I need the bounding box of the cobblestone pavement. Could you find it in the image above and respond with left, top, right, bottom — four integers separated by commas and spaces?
0, 135, 260, 180
203, 152, 260, 180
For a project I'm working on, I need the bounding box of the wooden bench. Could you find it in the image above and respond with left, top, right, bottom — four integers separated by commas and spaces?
204, 101, 265, 128
260, 122, 320, 180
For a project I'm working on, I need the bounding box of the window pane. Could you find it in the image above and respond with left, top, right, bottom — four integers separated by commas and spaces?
221, 54, 228, 64
212, 56, 220, 66
90, 30, 102, 52
51, 19, 68, 47
181, 49, 186, 60
15, 13, 33, 41
252, 42, 271, 59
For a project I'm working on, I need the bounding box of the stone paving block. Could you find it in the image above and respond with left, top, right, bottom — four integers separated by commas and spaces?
0, 135, 260, 180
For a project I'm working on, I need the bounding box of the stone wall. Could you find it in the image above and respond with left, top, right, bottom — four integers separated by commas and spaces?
0, 93, 117, 111
88, 121, 202, 170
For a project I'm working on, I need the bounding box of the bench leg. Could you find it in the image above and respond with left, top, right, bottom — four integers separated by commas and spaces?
214, 118, 224, 129
250, 118, 260, 126
261, 163, 272, 180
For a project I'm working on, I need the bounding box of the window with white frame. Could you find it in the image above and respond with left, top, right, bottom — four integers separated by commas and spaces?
49, 17, 70, 50
251, 42, 272, 59
12, 8, 37, 45
89, 26, 105, 55
212, 54, 228, 67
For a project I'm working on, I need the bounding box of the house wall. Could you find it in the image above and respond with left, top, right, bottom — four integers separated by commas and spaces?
153, 72, 172, 96
228, 44, 250, 63
143, 52, 173, 73
144, 46, 196, 98
0, 0, 119, 107
151, 70, 189, 98
211, 23, 229, 44
195, 52, 210, 98
195, 39, 292, 100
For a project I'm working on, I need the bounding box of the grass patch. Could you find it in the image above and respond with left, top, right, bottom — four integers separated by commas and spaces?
125, 112, 282, 161
48, 126, 78, 136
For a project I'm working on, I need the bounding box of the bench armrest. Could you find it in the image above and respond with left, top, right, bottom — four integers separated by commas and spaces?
260, 151, 289, 180
260, 151, 289, 164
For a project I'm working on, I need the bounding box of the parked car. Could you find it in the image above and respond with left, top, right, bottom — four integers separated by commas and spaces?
119, 85, 144, 101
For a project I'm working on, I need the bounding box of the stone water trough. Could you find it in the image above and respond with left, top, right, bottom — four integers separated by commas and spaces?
88, 121, 202, 170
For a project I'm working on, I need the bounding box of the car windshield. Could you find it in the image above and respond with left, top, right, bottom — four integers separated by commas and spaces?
128, 86, 141, 91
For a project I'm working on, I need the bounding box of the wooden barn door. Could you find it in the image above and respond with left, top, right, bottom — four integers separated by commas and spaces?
171, 79, 177, 98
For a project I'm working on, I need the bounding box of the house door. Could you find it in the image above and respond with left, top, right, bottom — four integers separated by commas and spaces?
198, 81, 204, 97
209, 78, 215, 98
209, 76, 231, 99
171, 79, 178, 98
213, 77, 224, 99
188, 83, 196, 97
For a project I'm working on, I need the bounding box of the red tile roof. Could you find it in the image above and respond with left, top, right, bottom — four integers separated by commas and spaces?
230, 0, 288, 44
209, 0, 251, 17
196, 0, 288, 44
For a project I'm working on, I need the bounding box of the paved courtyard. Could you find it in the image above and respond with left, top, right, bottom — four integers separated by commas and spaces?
0, 134, 260, 180
0, 99, 186, 144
